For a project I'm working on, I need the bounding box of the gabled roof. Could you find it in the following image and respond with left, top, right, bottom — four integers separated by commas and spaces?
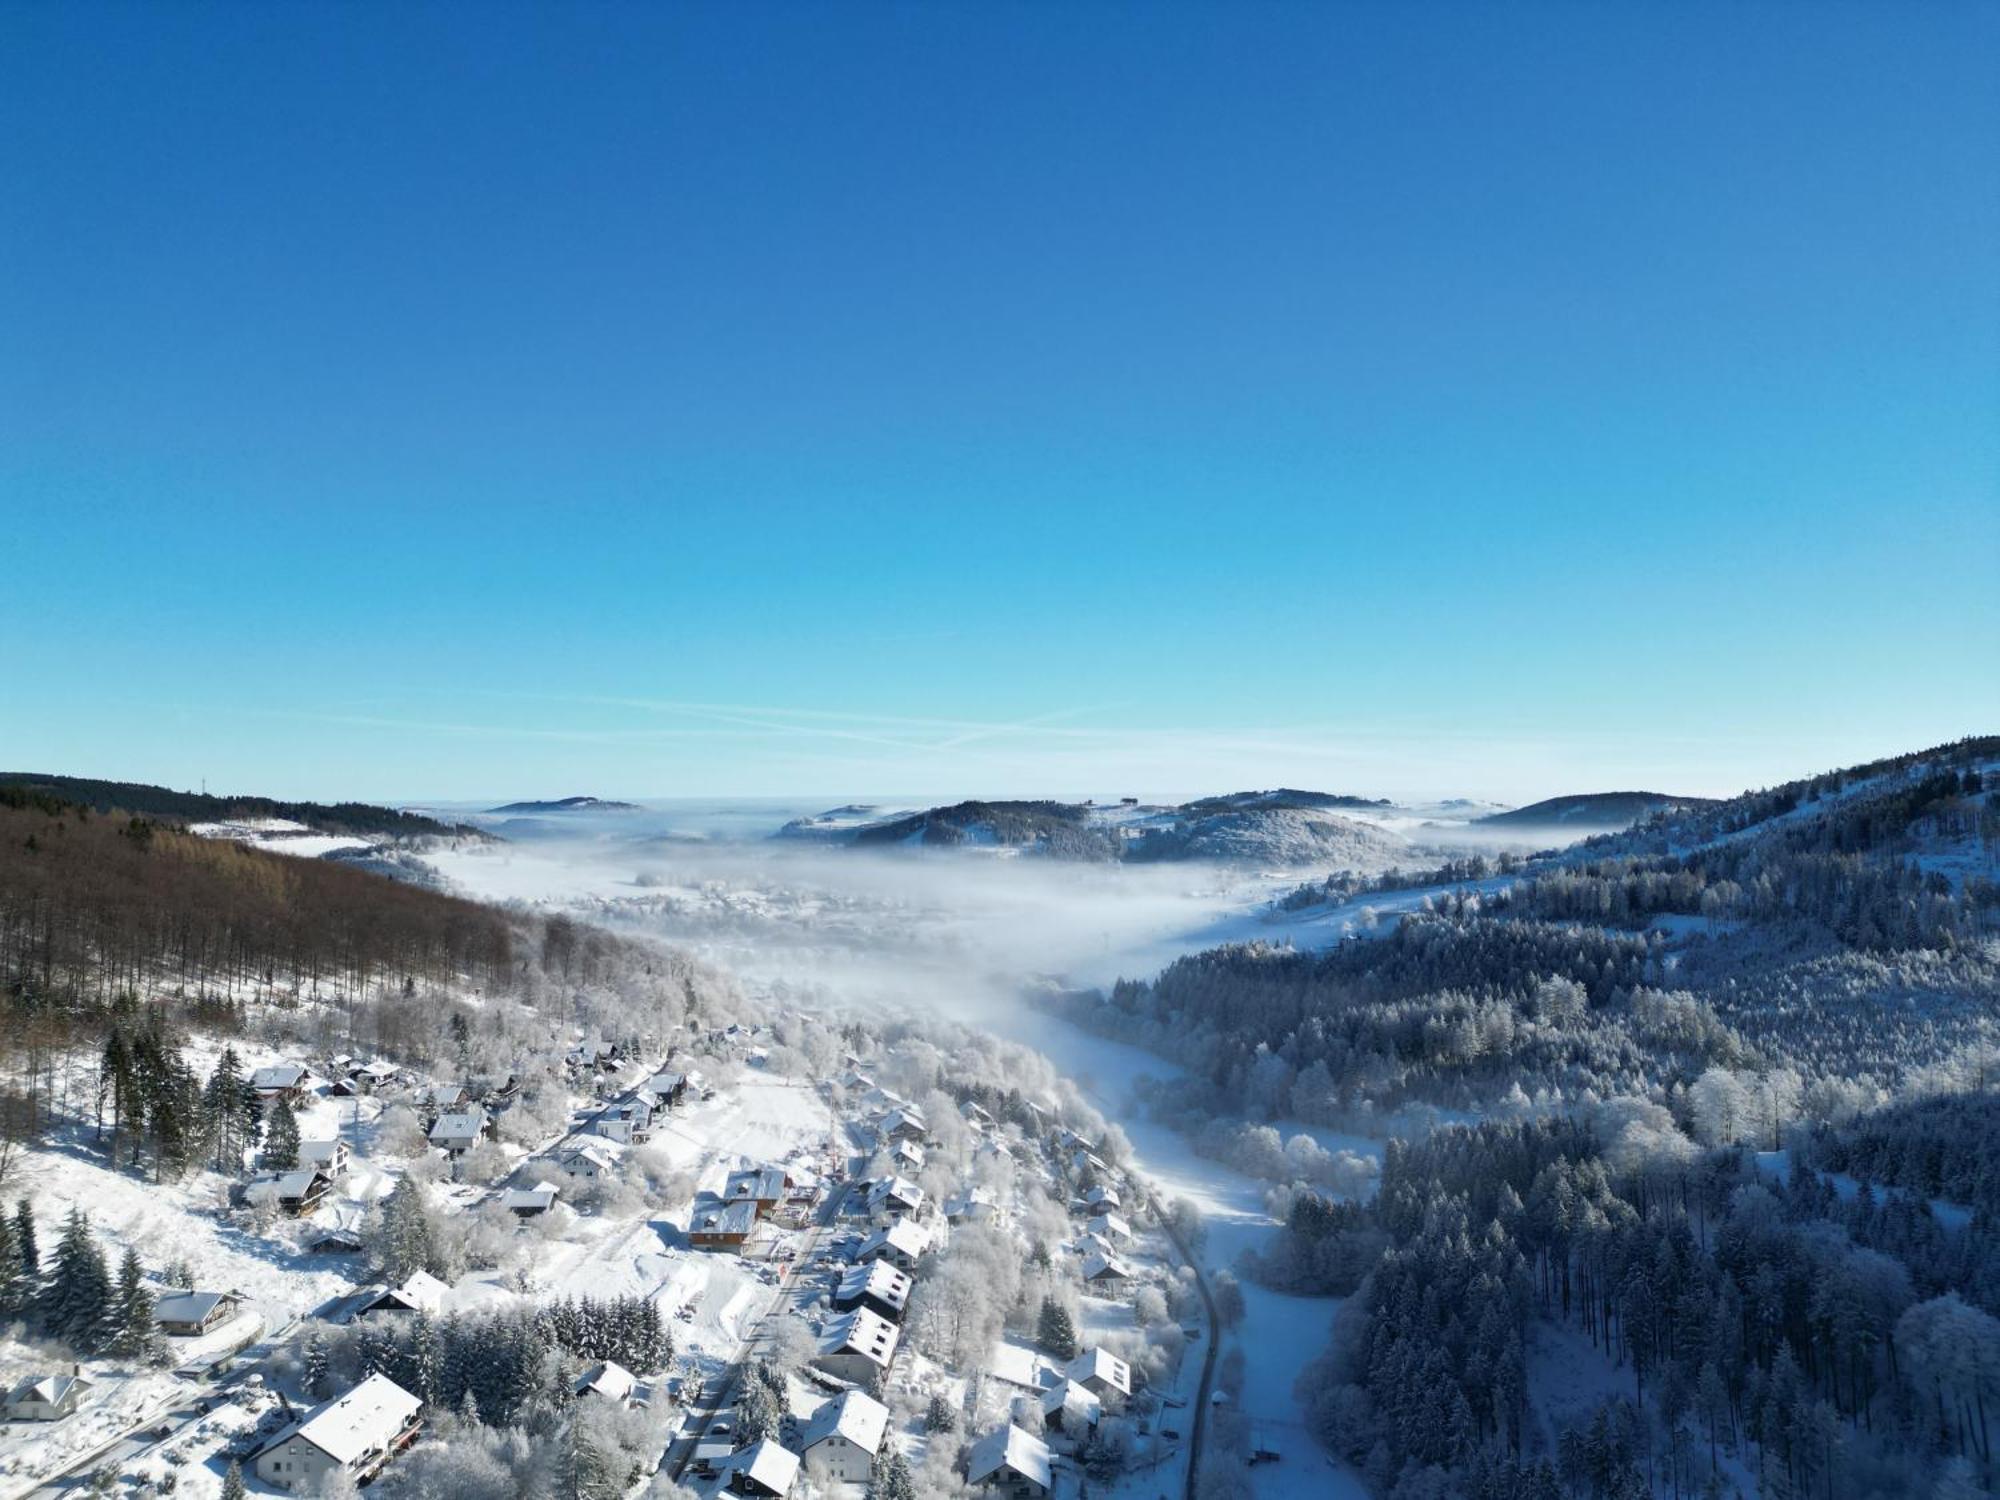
501, 1183, 560, 1212
252, 1064, 307, 1090
1067, 1345, 1133, 1396
835, 1259, 912, 1315
575, 1360, 636, 1402
1040, 1378, 1102, 1428
1082, 1250, 1135, 1283
945, 1186, 997, 1219
557, 1139, 619, 1171
726, 1437, 800, 1495
1084, 1184, 1121, 1209
259, 1373, 421, 1466
299, 1139, 347, 1165
1086, 1212, 1131, 1241
857, 1219, 929, 1263
967, 1423, 1052, 1489
365, 1270, 448, 1315
7, 1373, 89, 1407
274, 1168, 331, 1200
818, 1307, 900, 1371
800, 1388, 888, 1457
866, 1176, 925, 1214
154, 1290, 237, 1326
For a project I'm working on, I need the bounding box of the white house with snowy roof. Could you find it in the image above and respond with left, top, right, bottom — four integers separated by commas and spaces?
813, 1306, 900, 1384
253, 1372, 422, 1492
1067, 1345, 1133, 1402
855, 1218, 929, 1271
3, 1371, 90, 1422
797, 1388, 888, 1483
722, 1435, 799, 1496
966, 1422, 1052, 1497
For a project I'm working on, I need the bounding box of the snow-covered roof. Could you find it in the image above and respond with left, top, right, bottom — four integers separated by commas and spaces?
727, 1166, 789, 1202
365, 1270, 448, 1316
866, 1176, 925, 1214
154, 1290, 237, 1326
726, 1436, 800, 1495
691, 1198, 759, 1237
818, 1307, 899, 1371
558, 1140, 618, 1171
800, 1388, 888, 1457
274, 1168, 329, 1200
260, 1373, 421, 1467
835, 1259, 912, 1315
252, 1064, 307, 1090
1068, 1345, 1132, 1395
1086, 1212, 1131, 1241
7, 1373, 89, 1407
1082, 1250, 1135, 1283
1084, 1184, 1121, 1209
428, 1108, 486, 1143
501, 1183, 560, 1212
986, 1340, 1046, 1390
298, 1139, 347, 1165
967, 1423, 1052, 1490
857, 1219, 929, 1262
574, 1360, 636, 1402
1040, 1378, 1102, 1428
946, 1186, 997, 1219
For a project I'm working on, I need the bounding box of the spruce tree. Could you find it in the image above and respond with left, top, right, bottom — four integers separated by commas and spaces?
1037, 1295, 1078, 1360
304, 1330, 331, 1399
15, 1200, 39, 1282
0, 1212, 22, 1319
220, 1461, 247, 1500
205, 1047, 245, 1170
43, 1208, 112, 1353
874, 1449, 918, 1500
265, 1092, 301, 1171
559, 1409, 619, 1500
108, 1248, 159, 1360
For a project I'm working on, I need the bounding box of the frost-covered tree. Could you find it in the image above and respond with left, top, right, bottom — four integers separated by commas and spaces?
1036, 1296, 1078, 1360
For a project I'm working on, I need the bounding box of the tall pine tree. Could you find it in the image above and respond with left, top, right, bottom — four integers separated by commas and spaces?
42, 1208, 112, 1354
265, 1092, 301, 1171
108, 1247, 160, 1360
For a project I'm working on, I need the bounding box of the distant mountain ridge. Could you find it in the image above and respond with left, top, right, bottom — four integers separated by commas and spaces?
1475, 790, 1715, 830
0, 772, 468, 840
777, 790, 1410, 867
486, 796, 641, 814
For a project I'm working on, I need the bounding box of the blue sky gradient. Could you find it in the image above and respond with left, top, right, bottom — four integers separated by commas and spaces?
3, 3, 1995, 804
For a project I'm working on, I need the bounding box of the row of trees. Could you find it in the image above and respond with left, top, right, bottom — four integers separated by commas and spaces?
0, 1200, 160, 1359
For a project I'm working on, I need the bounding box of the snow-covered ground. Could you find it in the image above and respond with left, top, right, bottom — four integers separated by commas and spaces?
404, 822, 1406, 1492
187, 817, 375, 859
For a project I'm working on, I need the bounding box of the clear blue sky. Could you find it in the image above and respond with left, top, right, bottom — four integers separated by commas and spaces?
3, 2, 1995, 805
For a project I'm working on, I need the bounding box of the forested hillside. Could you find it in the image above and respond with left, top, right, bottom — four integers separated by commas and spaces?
1044, 736, 2000, 1499
0, 773, 470, 839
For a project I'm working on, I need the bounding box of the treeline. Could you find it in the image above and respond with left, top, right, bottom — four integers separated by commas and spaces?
1593, 736, 1999, 855
310, 1293, 672, 1424
0, 773, 471, 839
1299, 1119, 2000, 1500
1277, 852, 1525, 913
1809, 1089, 2000, 1220
0, 1200, 161, 1360
0, 795, 519, 1007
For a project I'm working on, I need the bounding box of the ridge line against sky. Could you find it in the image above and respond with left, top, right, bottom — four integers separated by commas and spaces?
2, 2, 1995, 800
